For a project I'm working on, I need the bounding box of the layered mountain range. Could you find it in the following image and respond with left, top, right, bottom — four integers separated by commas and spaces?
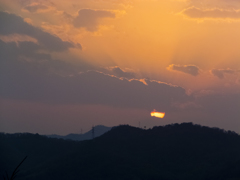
1, 123, 240, 180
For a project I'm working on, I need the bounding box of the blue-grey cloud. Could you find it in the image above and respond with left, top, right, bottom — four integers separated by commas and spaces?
0, 39, 90, 84
73, 9, 115, 31
106, 66, 136, 79
167, 64, 200, 76
0, 11, 76, 51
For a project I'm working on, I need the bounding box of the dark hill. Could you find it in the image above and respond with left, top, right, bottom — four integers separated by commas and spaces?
1, 123, 240, 180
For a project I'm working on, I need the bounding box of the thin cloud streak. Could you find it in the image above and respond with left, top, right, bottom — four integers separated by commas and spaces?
182, 7, 240, 19
23, 3, 51, 13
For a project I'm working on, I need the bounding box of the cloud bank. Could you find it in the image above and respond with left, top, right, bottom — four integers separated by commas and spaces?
0, 36, 189, 111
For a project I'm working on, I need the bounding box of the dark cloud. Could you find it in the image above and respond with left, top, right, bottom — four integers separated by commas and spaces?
73, 9, 115, 31
0, 39, 90, 84
23, 3, 49, 13
0, 39, 189, 111
211, 68, 238, 79
0, 11, 76, 51
0, 69, 189, 111
182, 7, 240, 19
106, 66, 136, 79
167, 64, 200, 76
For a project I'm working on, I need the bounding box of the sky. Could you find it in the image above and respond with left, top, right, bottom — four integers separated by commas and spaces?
0, 0, 239, 135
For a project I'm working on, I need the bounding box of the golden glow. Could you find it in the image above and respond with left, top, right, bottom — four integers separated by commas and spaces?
151, 109, 165, 118
2, 0, 239, 92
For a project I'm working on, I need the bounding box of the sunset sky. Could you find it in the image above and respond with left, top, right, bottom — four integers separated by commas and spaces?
0, 0, 239, 135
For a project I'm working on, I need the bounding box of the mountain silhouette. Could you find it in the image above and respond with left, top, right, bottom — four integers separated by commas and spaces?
47, 125, 112, 141
1, 122, 240, 180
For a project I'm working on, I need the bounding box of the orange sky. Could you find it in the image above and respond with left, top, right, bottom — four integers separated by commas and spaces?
0, 0, 239, 134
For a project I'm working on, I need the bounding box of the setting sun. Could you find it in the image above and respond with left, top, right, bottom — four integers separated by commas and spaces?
151, 110, 165, 118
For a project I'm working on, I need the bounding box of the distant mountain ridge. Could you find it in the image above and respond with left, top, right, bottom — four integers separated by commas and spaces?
46, 125, 112, 141
1, 122, 240, 180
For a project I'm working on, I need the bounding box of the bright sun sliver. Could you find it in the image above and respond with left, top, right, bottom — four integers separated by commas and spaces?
151, 110, 165, 118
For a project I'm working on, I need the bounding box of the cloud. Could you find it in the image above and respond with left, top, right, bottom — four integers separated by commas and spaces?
106, 66, 136, 78
0, 38, 89, 79
0, 34, 38, 44
23, 3, 51, 13
0, 36, 193, 133
167, 64, 200, 76
0, 40, 189, 110
182, 7, 240, 19
0, 11, 76, 52
73, 9, 116, 31
211, 68, 239, 79
187, 0, 240, 9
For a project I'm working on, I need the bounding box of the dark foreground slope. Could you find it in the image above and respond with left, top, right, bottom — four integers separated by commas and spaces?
1, 123, 240, 180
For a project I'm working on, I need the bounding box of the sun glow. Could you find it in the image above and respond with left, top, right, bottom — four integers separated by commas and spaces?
151, 109, 165, 118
